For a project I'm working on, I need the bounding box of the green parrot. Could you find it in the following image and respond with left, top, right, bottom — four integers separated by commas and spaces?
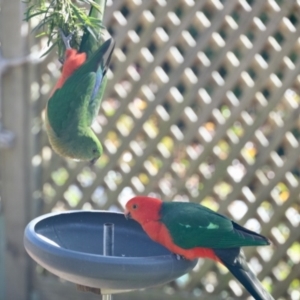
45, 13, 114, 164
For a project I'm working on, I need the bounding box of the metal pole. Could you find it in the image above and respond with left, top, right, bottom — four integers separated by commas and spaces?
102, 223, 114, 300
103, 223, 114, 256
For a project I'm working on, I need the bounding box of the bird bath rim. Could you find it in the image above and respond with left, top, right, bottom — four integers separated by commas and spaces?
27, 210, 172, 260
24, 210, 198, 294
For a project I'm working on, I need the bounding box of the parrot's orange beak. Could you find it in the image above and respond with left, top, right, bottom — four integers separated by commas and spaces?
124, 209, 131, 220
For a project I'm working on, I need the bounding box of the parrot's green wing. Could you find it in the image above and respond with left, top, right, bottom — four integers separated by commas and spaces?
84, 38, 114, 124
79, 3, 104, 59
47, 73, 97, 135
78, 1, 114, 124
47, 38, 114, 135
79, 26, 102, 59
161, 202, 269, 249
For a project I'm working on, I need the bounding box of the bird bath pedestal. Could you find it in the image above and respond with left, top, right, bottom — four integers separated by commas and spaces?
24, 211, 197, 299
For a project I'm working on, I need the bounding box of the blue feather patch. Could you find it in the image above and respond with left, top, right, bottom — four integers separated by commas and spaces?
90, 68, 104, 103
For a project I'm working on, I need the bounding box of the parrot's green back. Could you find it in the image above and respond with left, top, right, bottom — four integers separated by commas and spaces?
79, 3, 105, 59
161, 202, 269, 249
47, 38, 114, 135
76, 2, 114, 127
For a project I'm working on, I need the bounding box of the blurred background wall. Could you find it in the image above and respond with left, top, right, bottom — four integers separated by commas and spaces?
0, 0, 299, 299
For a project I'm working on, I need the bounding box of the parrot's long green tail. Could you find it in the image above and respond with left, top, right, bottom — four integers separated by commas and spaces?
214, 248, 274, 300
79, 2, 106, 58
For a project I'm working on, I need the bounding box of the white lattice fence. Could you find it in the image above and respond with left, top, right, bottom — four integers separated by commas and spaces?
28, 1, 300, 299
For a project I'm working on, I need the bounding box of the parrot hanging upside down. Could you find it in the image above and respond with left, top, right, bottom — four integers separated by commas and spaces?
125, 196, 274, 300
45, 30, 115, 164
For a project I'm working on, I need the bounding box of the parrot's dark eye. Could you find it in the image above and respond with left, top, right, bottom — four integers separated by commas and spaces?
92, 149, 97, 154
132, 204, 138, 210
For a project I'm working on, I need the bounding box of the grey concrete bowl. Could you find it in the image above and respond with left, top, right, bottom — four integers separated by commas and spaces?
24, 210, 197, 294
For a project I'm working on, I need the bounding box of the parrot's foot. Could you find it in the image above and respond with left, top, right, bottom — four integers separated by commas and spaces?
174, 253, 186, 261
59, 29, 73, 49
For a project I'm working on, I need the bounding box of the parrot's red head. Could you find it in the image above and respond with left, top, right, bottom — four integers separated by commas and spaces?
125, 196, 162, 225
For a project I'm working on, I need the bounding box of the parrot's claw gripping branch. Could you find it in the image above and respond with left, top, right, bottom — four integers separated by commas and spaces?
59, 29, 73, 50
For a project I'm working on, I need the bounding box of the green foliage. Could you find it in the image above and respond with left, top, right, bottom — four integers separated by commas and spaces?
24, 0, 105, 59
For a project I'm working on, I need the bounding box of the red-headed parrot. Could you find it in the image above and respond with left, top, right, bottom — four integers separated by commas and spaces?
45, 20, 114, 163
125, 196, 274, 300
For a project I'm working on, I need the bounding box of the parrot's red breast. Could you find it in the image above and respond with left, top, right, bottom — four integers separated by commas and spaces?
50, 49, 86, 96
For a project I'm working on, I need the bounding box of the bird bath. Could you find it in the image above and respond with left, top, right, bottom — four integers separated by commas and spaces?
24, 210, 197, 297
